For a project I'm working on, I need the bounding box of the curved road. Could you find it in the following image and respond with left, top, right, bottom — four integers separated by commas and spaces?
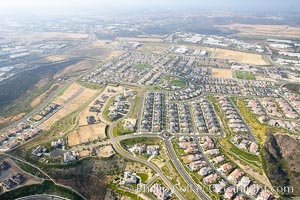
108, 124, 186, 200
102, 89, 211, 200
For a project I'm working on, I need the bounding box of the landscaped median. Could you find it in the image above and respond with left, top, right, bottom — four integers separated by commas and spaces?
236, 99, 267, 144
218, 138, 262, 168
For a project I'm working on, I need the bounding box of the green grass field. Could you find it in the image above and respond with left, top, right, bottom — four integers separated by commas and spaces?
137, 173, 149, 182
236, 99, 267, 144
120, 137, 161, 147
170, 79, 186, 87
128, 94, 140, 118
235, 70, 255, 80
76, 81, 103, 90
113, 122, 135, 137
135, 64, 153, 70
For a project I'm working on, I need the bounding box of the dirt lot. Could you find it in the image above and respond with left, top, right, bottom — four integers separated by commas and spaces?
68, 40, 125, 61
67, 85, 131, 147
79, 124, 106, 144
39, 83, 98, 129
211, 68, 233, 79
31, 84, 60, 108
45, 55, 68, 62
217, 24, 300, 39
31, 92, 47, 108
96, 145, 115, 158
0, 113, 25, 126
116, 37, 163, 43
138, 43, 171, 54
18, 32, 88, 41
140, 42, 269, 65
0, 31, 88, 42
214, 48, 269, 65
67, 90, 107, 147
185, 44, 269, 65
54, 60, 96, 79
67, 130, 81, 147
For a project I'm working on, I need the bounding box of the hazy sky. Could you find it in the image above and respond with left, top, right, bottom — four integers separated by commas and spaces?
0, 0, 299, 14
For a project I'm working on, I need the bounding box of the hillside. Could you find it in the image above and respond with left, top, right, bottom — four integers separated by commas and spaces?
264, 134, 300, 197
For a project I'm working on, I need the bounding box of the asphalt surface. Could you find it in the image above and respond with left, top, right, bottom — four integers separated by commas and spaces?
228, 98, 256, 142
165, 139, 211, 200
16, 194, 70, 200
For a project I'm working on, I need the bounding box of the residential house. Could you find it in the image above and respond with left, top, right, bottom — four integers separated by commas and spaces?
237, 176, 251, 189
63, 151, 77, 164
189, 160, 206, 171
228, 169, 244, 183
147, 145, 160, 156
257, 190, 272, 200
224, 186, 236, 199
219, 163, 233, 174
149, 183, 169, 200
198, 167, 212, 176
203, 173, 218, 184
123, 171, 137, 184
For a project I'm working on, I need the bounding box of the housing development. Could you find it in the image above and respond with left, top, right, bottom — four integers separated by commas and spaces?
0, 1, 300, 200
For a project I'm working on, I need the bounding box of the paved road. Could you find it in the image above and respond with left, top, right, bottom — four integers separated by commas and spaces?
196, 141, 254, 200
2, 153, 87, 200
16, 194, 70, 200
108, 118, 186, 200
228, 98, 256, 142
165, 139, 211, 200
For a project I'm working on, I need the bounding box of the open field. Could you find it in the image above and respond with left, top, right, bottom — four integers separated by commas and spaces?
30, 84, 59, 108
211, 68, 233, 79
78, 124, 106, 143
0, 113, 25, 127
96, 145, 115, 158
53, 60, 96, 79
39, 82, 98, 129
0, 31, 88, 43
212, 48, 269, 65
67, 130, 81, 147
45, 55, 68, 62
116, 37, 163, 43
236, 99, 267, 144
173, 43, 269, 65
235, 70, 255, 80
139, 42, 269, 65
68, 85, 131, 146
138, 43, 171, 54
135, 64, 153, 70
216, 23, 300, 39
30, 91, 47, 109
10, 32, 88, 41
68, 40, 125, 61
68, 123, 106, 146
